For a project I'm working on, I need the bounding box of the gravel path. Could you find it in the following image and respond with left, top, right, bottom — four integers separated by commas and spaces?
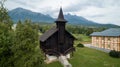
84, 44, 111, 53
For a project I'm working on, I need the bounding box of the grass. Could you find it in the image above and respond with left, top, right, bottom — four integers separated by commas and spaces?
40, 33, 119, 67
46, 47, 120, 67
73, 34, 91, 45
46, 61, 63, 67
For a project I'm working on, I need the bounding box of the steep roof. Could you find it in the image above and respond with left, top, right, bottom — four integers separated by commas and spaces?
40, 27, 75, 42
55, 7, 67, 22
65, 31, 76, 39
40, 27, 58, 42
90, 28, 120, 36
40, 8, 75, 42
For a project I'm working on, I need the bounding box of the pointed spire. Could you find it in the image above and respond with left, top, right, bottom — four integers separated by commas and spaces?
56, 7, 67, 22
58, 7, 64, 20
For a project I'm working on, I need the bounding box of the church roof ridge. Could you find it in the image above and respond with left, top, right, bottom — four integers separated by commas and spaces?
56, 7, 67, 22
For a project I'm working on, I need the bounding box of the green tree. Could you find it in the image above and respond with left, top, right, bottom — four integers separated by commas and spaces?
0, 0, 14, 67
0, 0, 9, 22
0, 0, 45, 67
0, 0, 13, 28
0, 23, 14, 67
13, 20, 45, 67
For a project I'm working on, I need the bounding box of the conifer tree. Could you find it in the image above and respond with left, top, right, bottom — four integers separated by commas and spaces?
0, 0, 14, 67
0, 22, 14, 67
0, 0, 13, 28
13, 20, 45, 67
0, 0, 45, 66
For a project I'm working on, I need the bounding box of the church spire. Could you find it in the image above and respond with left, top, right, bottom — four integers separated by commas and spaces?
56, 7, 67, 22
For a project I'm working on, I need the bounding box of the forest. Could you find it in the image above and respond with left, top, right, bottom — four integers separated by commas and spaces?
38, 23, 106, 36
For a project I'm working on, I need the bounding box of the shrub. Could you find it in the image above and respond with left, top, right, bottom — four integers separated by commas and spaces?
77, 43, 84, 47
109, 50, 120, 58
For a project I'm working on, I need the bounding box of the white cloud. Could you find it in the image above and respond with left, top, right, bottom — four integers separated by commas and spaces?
76, 5, 120, 25
4, 0, 120, 26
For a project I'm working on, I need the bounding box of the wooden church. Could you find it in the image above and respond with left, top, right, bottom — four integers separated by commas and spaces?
40, 8, 75, 56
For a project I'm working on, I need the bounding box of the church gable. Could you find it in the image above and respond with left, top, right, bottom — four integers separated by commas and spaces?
65, 30, 75, 39
40, 27, 58, 42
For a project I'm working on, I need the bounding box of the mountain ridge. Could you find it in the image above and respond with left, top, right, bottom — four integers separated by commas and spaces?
8, 7, 120, 28
9, 7, 54, 22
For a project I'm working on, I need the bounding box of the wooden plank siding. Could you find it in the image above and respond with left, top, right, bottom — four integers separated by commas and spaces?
91, 36, 120, 51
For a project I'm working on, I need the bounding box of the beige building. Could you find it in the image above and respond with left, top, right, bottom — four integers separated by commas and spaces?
90, 28, 120, 51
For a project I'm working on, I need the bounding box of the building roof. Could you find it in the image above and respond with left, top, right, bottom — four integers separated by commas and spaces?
55, 7, 67, 22
40, 27, 58, 42
40, 27, 75, 42
65, 31, 76, 39
40, 8, 75, 42
90, 28, 120, 36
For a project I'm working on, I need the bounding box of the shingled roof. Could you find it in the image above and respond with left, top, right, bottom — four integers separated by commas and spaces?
40, 27, 58, 42
90, 28, 120, 36
40, 27, 75, 42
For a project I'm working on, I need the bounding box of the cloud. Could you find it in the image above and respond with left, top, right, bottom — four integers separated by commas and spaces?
4, 0, 120, 25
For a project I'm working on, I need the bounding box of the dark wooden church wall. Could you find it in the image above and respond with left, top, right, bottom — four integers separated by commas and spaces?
45, 33, 58, 50
49, 33, 58, 50
64, 34, 74, 51
40, 41, 46, 52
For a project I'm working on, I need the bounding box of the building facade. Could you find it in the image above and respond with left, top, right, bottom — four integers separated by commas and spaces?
40, 8, 75, 56
90, 28, 120, 51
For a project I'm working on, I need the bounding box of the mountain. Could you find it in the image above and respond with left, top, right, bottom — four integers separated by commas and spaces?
64, 13, 99, 25
64, 14, 120, 27
8, 7, 120, 27
8, 8, 54, 22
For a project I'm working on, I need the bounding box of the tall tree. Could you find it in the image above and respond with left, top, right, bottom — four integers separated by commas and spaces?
13, 20, 45, 67
0, 1, 45, 66
0, 0, 14, 67
0, 0, 13, 28
0, 23, 14, 67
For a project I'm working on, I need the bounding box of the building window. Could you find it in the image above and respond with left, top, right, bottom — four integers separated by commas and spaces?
108, 37, 110, 41
96, 43, 99, 47
102, 37, 105, 40
96, 37, 99, 40
101, 44, 104, 48
113, 37, 117, 42
108, 44, 110, 49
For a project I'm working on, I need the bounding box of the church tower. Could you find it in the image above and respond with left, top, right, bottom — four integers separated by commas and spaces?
55, 8, 67, 45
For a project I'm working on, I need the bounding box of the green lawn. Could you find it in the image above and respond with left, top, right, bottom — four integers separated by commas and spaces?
73, 34, 91, 45
46, 47, 120, 67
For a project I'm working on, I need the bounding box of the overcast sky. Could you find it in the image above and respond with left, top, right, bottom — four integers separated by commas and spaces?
5, 0, 120, 25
